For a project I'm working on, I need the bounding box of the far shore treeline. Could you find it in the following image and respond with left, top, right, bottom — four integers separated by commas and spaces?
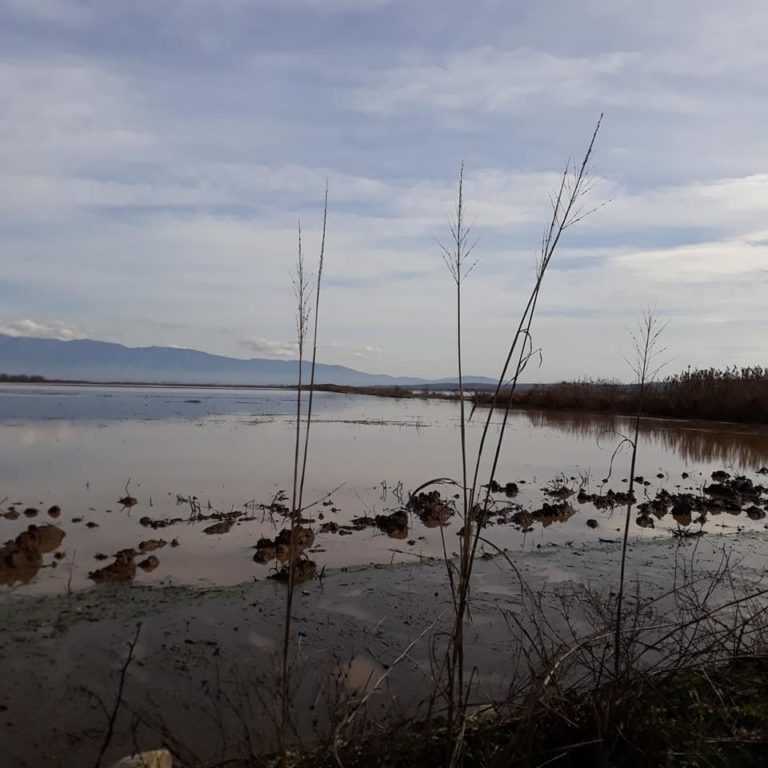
2, 365, 766, 425
471, 365, 768, 425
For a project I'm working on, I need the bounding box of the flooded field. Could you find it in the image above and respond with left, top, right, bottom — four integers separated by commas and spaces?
1, 383, 767, 766
1, 383, 767, 594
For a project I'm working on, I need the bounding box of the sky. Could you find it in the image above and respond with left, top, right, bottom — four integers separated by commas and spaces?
0, 0, 766, 381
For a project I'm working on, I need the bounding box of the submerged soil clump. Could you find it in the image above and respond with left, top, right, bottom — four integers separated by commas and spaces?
0, 524, 65, 586
407, 491, 453, 528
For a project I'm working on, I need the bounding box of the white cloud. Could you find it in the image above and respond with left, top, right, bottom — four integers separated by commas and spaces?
240, 337, 298, 359
613, 237, 768, 283
352, 39, 768, 117
354, 48, 629, 115
0, 60, 153, 176
324, 342, 382, 359
0, 319, 85, 340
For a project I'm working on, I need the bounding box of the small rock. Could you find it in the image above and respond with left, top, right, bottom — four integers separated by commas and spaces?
586, 519, 598, 529
47, 505, 61, 518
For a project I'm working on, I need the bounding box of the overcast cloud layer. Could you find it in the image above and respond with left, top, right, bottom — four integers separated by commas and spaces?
1, 0, 766, 380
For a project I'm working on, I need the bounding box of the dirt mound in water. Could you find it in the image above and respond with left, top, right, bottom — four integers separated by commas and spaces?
407, 491, 454, 528
0, 524, 66, 586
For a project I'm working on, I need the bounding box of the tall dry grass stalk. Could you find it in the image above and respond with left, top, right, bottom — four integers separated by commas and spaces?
280, 189, 329, 766
439, 162, 478, 740
441, 115, 603, 764
613, 308, 667, 677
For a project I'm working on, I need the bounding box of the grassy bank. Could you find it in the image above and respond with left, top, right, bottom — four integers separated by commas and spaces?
275, 654, 768, 767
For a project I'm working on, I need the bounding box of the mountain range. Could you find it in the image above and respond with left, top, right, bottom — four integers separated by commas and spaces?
0, 334, 496, 387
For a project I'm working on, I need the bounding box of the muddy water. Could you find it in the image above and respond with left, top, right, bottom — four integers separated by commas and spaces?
1, 383, 767, 594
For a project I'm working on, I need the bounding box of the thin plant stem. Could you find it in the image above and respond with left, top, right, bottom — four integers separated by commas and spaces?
440, 115, 603, 763
439, 163, 475, 746
298, 183, 328, 511
281, 222, 311, 766
614, 309, 667, 677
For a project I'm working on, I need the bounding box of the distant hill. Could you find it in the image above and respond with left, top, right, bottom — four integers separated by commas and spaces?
0, 335, 496, 387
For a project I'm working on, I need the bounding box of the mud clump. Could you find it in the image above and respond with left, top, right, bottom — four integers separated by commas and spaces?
510, 510, 534, 531
704, 475, 764, 506
319, 521, 340, 534
348, 516, 376, 531
139, 515, 183, 529
18, 524, 66, 553
374, 510, 408, 539
138, 555, 160, 572
268, 557, 317, 585
118, 495, 138, 508
89, 551, 136, 583
487, 480, 519, 497
531, 502, 575, 527
408, 491, 453, 528
23, 507, 39, 518
0, 524, 65, 586
578, 489, 635, 509
671, 499, 694, 527
47, 505, 61, 518
139, 539, 167, 553
253, 526, 315, 564
203, 521, 232, 535
545, 485, 573, 500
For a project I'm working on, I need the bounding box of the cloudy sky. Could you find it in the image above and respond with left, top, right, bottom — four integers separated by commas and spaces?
1, 0, 766, 381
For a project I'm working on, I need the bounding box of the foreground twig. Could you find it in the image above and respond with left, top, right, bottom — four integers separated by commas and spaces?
94, 623, 142, 768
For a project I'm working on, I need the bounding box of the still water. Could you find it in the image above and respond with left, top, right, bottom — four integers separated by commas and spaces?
1, 384, 767, 593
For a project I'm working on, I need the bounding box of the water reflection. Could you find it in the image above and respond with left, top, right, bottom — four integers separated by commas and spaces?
525, 410, 768, 466
2, 386, 767, 595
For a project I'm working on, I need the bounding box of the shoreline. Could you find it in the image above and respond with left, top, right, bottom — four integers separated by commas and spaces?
2, 378, 768, 427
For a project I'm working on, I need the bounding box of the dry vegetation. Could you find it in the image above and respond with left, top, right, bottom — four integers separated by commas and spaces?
473, 366, 768, 424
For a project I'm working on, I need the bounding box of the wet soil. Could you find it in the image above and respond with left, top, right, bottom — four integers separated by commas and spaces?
0, 530, 765, 766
